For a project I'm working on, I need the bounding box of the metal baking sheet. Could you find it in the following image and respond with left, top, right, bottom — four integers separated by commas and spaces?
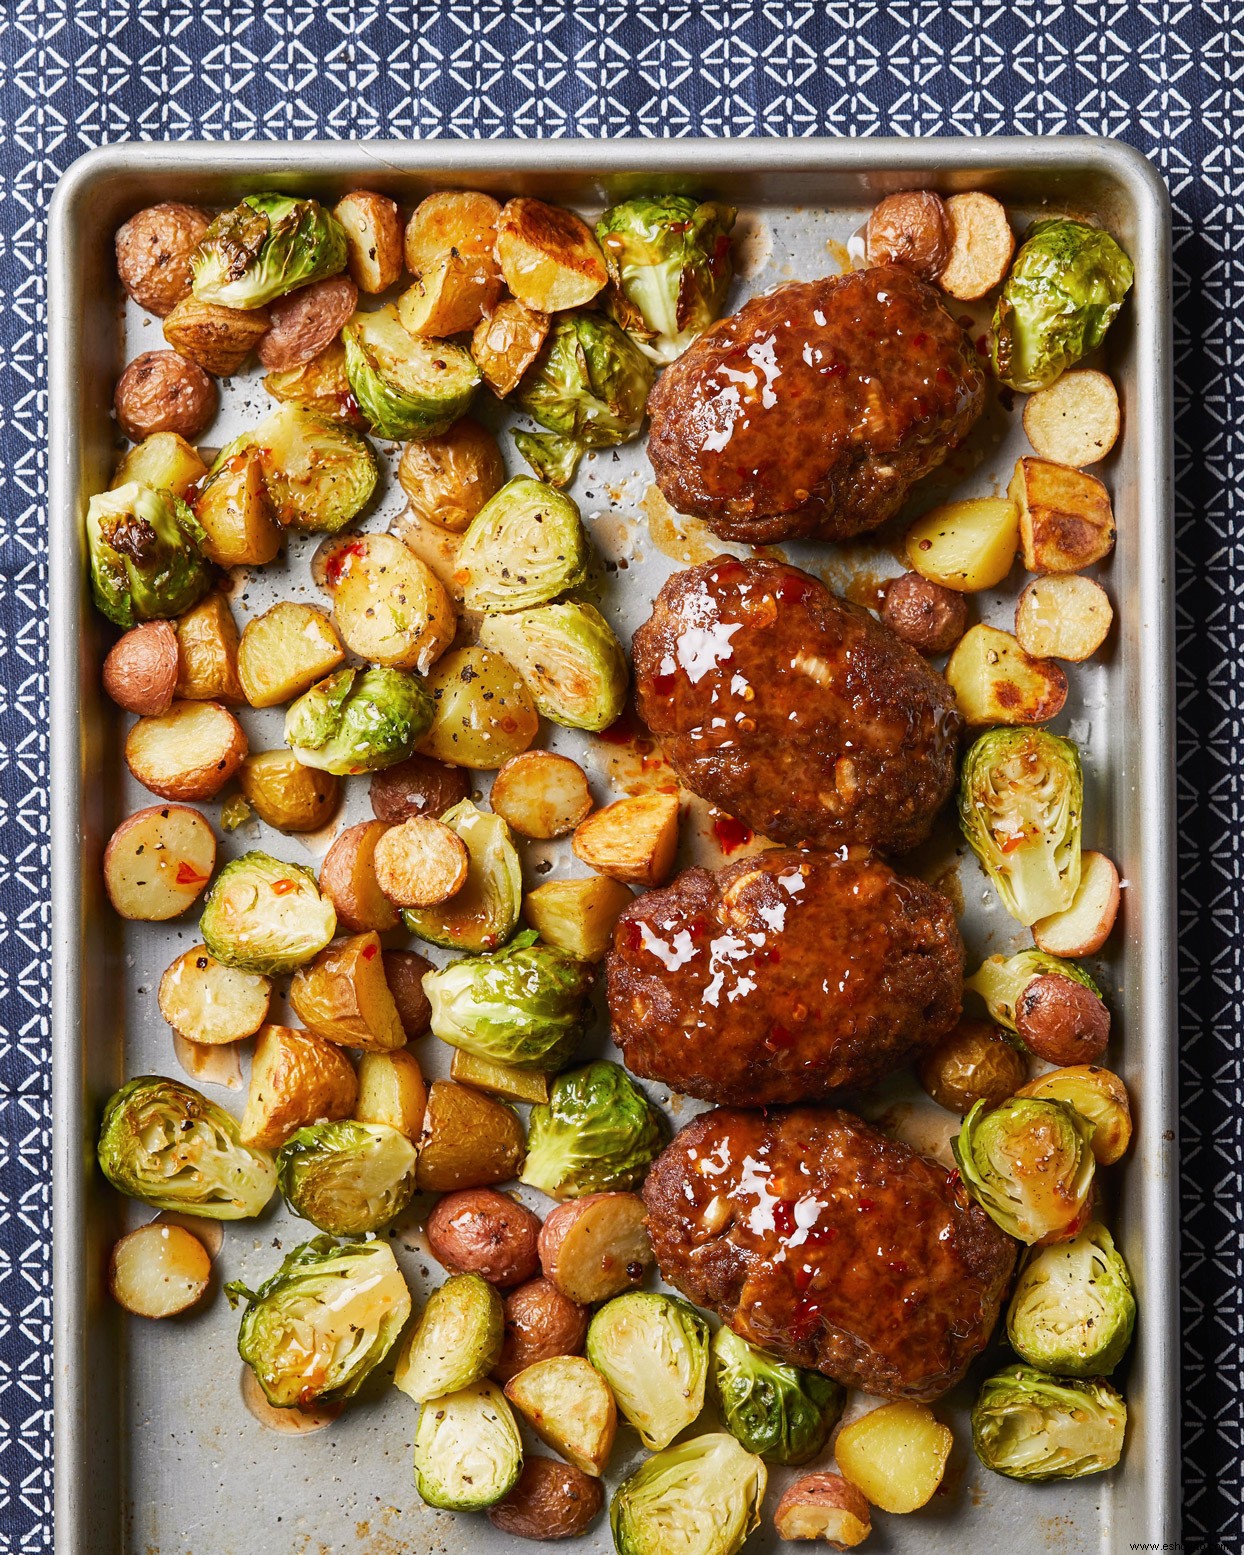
49, 138, 1176, 1555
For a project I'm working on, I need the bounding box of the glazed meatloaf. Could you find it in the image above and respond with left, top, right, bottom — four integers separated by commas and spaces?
607, 847, 963, 1106
632, 556, 962, 853
646, 266, 985, 544
644, 1107, 1015, 1400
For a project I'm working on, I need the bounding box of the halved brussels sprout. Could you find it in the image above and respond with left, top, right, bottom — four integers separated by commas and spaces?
597, 196, 736, 364
285, 666, 434, 776
477, 601, 628, 732
191, 193, 347, 310
972, 1364, 1127, 1481
586, 1292, 710, 1450
213, 404, 377, 533
87, 482, 211, 628
343, 309, 480, 441
401, 800, 522, 952
1007, 1221, 1135, 1375
413, 1379, 523, 1511
711, 1326, 844, 1466
97, 1074, 277, 1219
952, 1096, 1096, 1245
456, 477, 588, 613
512, 429, 582, 489
276, 1120, 418, 1236
960, 728, 1084, 926
521, 1060, 668, 1199
200, 851, 337, 975
968, 949, 1100, 1031
992, 218, 1135, 393
228, 1235, 410, 1408
610, 1433, 766, 1555
394, 1273, 504, 1404
425, 930, 595, 1073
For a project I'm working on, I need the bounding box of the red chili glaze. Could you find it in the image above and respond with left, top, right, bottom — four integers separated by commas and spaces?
711, 814, 754, 854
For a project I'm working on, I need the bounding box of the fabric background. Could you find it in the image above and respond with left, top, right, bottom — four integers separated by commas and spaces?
0, 1, 1227, 1547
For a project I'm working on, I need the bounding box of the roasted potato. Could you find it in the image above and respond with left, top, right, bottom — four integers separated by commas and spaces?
1009, 456, 1117, 573
237, 750, 340, 833
505, 1355, 617, 1478
124, 700, 248, 801
263, 340, 356, 420
496, 198, 608, 312
108, 1223, 212, 1319
333, 190, 403, 294
522, 876, 635, 962
917, 1017, 1027, 1115
1015, 574, 1113, 662
114, 350, 217, 444
835, 1402, 952, 1513
354, 1049, 428, 1141
325, 531, 455, 673
110, 431, 208, 499
158, 944, 271, 1046
237, 601, 345, 709
1033, 849, 1121, 957
572, 793, 680, 887
416, 1079, 526, 1193
937, 191, 1015, 300
427, 1188, 543, 1287
451, 1049, 551, 1106
401, 190, 504, 334
945, 623, 1068, 726
369, 753, 470, 823
1016, 1064, 1132, 1165
192, 448, 282, 568
162, 295, 270, 376
373, 815, 469, 907
495, 1277, 590, 1384
774, 1472, 872, 1546
905, 496, 1019, 592
420, 647, 540, 770
1014, 973, 1111, 1066
880, 571, 968, 655
174, 591, 245, 703
488, 1456, 604, 1541
102, 803, 216, 920
103, 620, 179, 717
383, 948, 434, 1039
1023, 368, 1121, 468
864, 190, 949, 280
491, 752, 594, 839
257, 276, 358, 370
471, 299, 551, 398
115, 202, 211, 317
537, 1193, 652, 1305
319, 820, 401, 933
239, 1023, 358, 1150
396, 419, 505, 534
289, 931, 407, 1052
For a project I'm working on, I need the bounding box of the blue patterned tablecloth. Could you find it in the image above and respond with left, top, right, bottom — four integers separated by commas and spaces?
0, 2, 1229, 1547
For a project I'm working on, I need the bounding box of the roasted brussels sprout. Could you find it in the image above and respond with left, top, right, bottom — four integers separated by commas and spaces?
285, 666, 433, 776
586, 1292, 710, 1450
394, 1272, 504, 1403
191, 193, 347, 310
597, 196, 735, 364
87, 482, 211, 628
200, 851, 337, 975
228, 1234, 410, 1408
456, 477, 588, 613
477, 601, 628, 731
401, 800, 522, 952
213, 404, 377, 533
972, 1364, 1127, 1481
711, 1326, 843, 1466
413, 1379, 524, 1511
960, 727, 1084, 926
342, 309, 480, 440
97, 1075, 277, 1219
992, 218, 1135, 393
512, 430, 582, 489
276, 1120, 418, 1236
1007, 1221, 1135, 1376
953, 1095, 1096, 1245
521, 1061, 669, 1199
425, 930, 595, 1073
610, 1433, 766, 1555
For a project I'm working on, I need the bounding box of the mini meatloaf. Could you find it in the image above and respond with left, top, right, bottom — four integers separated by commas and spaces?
646, 266, 985, 544
632, 556, 962, 853
644, 1107, 1015, 1400
606, 847, 963, 1106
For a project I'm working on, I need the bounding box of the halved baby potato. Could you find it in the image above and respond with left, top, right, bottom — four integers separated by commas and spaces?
289, 931, 407, 1052
404, 189, 502, 276
355, 1049, 428, 1142
125, 701, 248, 801
333, 189, 403, 294
537, 1193, 652, 1306
158, 944, 272, 1045
103, 620, 179, 718
326, 531, 455, 673
398, 254, 504, 340
108, 1223, 212, 1319
905, 496, 1019, 592
420, 647, 540, 771
496, 198, 609, 312
239, 1022, 358, 1150
103, 803, 216, 920
1032, 850, 1120, 957
1023, 368, 1120, 468
937, 191, 1015, 300
193, 448, 283, 568
396, 419, 505, 535
1009, 456, 1117, 573
237, 601, 345, 708
237, 750, 340, 834
522, 876, 634, 962
1015, 574, 1113, 662
945, 623, 1067, 727
319, 819, 401, 933
174, 591, 245, 703
572, 793, 680, 887
834, 1401, 953, 1514
416, 1079, 526, 1193
373, 815, 469, 907
491, 752, 593, 840
504, 1355, 617, 1478
471, 298, 550, 398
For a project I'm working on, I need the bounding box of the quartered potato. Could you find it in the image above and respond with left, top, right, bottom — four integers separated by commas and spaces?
496, 198, 609, 312
237, 750, 340, 833
289, 931, 407, 1051
402, 190, 504, 333
239, 1023, 358, 1150
945, 623, 1068, 727
334, 190, 403, 293
905, 496, 1019, 591
110, 431, 208, 499
1032, 850, 1121, 957
937, 191, 1016, 300
1023, 368, 1121, 468
325, 531, 455, 673
108, 1223, 212, 1319
237, 601, 345, 708
102, 620, 179, 717
192, 448, 283, 568
774, 1473, 872, 1546
354, 1049, 428, 1142
834, 1401, 953, 1513
373, 815, 469, 907
416, 1079, 526, 1193
491, 752, 594, 840
450, 1049, 551, 1107
103, 803, 216, 920
471, 298, 551, 397
1015, 574, 1113, 662
572, 793, 680, 887
396, 418, 505, 534
1009, 456, 1117, 573
125, 700, 248, 801
158, 945, 272, 1046
319, 819, 401, 933
523, 877, 634, 962
174, 591, 245, 703
162, 294, 270, 376
505, 1355, 617, 1478
420, 647, 540, 771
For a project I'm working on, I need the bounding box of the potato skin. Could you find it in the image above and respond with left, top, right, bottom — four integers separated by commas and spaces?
115, 202, 210, 317
1014, 974, 1111, 1065
865, 191, 950, 281
239, 1024, 358, 1150
881, 571, 968, 655
114, 350, 217, 443
488, 1456, 604, 1541
917, 1017, 1027, 1114
257, 276, 359, 370
318, 820, 400, 933
369, 754, 470, 823
163, 296, 271, 376
102, 620, 178, 716
774, 1472, 872, 1545
426, 1188, 542, 1287
396, 419, 506, 534
494, 1277, 590, 1383
416, 1080, 526, 1192
382, 948, 433, 1039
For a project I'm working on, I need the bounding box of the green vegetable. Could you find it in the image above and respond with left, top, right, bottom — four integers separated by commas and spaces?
610, 1433, 766, 1555
710, 1326, 844, 1465
586, 1292, 710, 1450
1006, 1222, 1136, 1376
394, 1274, 504, 1403
992, 217, 1135, 392
200, 851, 336, 975
342, 309, 480, 440
191, 193, 347, 309
276, 1120, 418, 1236
284, 666, 433, 775
953, 1095, 1096, 1245
477, 601, 628, 731
412, 1379, 523, 1510
972, 1364, 1127, 1480
967, 949, 1101, 1033
512, 429, 582, 489
220, 794, 252, 832
228, 1235, 410, 1408
212, 404, 377, 533
597, 195, 736, 364
959, 727, 1083, 926
97, 1075, 276, 1219
87, 482, 211, 628
401, 800, 522, 953
455, 476, 588, 613
521, 1061, 669, 1199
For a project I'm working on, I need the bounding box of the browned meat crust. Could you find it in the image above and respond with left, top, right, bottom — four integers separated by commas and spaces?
643, 1107, 1015, 1400
632, 556, 962, 853
646, 266, 985, 544
606, 847, 963, 1106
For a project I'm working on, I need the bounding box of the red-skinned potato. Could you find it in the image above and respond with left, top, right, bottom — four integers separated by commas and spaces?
257, 276, 359, 370
103, 804, 216, 920
115, 202, 210, 317
108, 1223, 212, 1318
488, 1456, 604, 1541
318, 820, 400, 933
382, 948, 433, 1039
426, 1188, 542, 1287
538, 1193, 652, 1305
864, 190, 949, 280
880, 570, 968, 655
774, 1472, 872, 1546
1014, 973, 1111, 1065
114, 351, 217, 444
124, 700, 247, 801
1032, 850, 1120, 957
102, 621, 179, 716
369, 754, 470, 823
494, 1277, 590, 1383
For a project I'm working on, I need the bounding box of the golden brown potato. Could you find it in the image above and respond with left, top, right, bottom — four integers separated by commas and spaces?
1032, 849, 1120, 957
263, 340, 358, 420
1009, 456, 1117, 573
383, 948, 434, 1039
110, 431, 208, 499
537, 1193, 652, 1305
124, 700, 247, 801
402, 190, 503, 333
774, 1473, 872, 1546
1016, 1064, 1132, 1165
496, 198, 608, 312
103, 620, 179, 717
405, 189, 502, 273
325, 532, 455, 673
115, 202, 210, 317
102, 803, 215, 921
427, 1188, 542, 1287
369, 753, 470, 823
522, 877, 634, 962
864, 190, 949, 280
1013, 973, 1111, 1066
334, 190, 403, 293
835, 1402, 952, 1513
450, 1050, 551, 1106
938, 191, 1016, 300
174, 591, 245, 703
1023, 368, 1120, 468
1015, 575, 1113, 663
420, 646, 540, 770
373, 815, 469, 907
416, 1079, 526, 1193
917, 1017, 1027, 1115
114, 351, 217, 444
239, 1023, 358, 1150
488, 1456, 604, 1541
354, 1049, 427, 1140
505, 1355, 617, 1477
396, 419, 505, 534
945, 623, 1068, 726
192, 448, 282, 568
158, 945, 272, 1046
257, 276, 358, 371
319, 820, 401, 933
237, 750, 340, 833
163, 294, 270, 376
905, 496, 1019, 592
491, 753, 593, 839
571, 793, 680, 887
237, 601, 345, 708
880, 571, 968, 655
108, 1223, 212, 1318
471, 299, 550, 397
289, 932, 407, 1052
494, 1277, 589, 1384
